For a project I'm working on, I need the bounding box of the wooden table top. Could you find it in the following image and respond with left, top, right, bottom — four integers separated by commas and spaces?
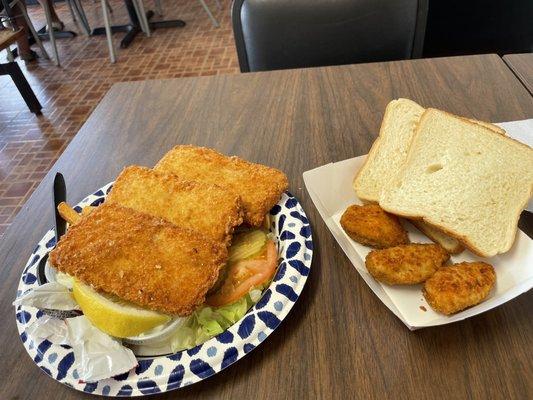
1, 54, 532, 399
503, 53, 533, 96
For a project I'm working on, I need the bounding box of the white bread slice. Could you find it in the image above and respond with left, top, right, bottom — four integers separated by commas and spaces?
353, 98, 425, 203
379, 108, 533, 257
353, 99, 506, 203
472, 120, 506, 135
420, 118, 502, 254
353, 98, 504, 253
410, 220, 464, 254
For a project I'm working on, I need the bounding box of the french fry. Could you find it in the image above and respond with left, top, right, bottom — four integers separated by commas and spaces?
57, 202, 82, 225
81, 206, 97, 216
262, 214, 271, 230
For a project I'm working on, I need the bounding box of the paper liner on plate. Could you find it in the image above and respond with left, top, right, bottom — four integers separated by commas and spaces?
302, 119, 533, 329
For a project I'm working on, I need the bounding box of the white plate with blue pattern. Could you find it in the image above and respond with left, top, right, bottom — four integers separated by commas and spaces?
14, 182, 313, 396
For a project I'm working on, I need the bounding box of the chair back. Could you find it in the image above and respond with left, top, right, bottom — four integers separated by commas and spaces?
232, 0, 428, 72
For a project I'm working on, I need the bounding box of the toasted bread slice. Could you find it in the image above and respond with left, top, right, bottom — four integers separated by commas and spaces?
379, 109, 533, 257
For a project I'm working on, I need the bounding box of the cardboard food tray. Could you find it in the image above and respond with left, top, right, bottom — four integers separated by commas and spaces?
303, 119, 533, 329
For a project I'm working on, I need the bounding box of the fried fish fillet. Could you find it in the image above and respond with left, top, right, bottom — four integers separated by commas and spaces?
365, 243, 449, 285
423, 262, 496, 315
154, 145, 288, 227
340, 204, 409, 248
107, 166, 243, 245
49, 202, 227, 316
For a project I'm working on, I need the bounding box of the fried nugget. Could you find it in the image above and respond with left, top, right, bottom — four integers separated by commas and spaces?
155, 145, 288, 227
107, 166, 243, 245
365, 243, 449, 285
49, 202, 227, 316
340, 204, 409, 248
423, 262, 496, 315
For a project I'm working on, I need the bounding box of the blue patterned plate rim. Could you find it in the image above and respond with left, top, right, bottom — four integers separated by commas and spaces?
15, 182, 313, 397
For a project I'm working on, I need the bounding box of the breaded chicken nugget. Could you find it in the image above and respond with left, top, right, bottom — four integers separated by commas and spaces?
423, 262, 496, 315
340, 204, 409, 248
365, 243, 449, 285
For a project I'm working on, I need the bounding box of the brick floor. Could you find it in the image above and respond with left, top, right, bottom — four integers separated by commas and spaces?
0, 0, 239, 235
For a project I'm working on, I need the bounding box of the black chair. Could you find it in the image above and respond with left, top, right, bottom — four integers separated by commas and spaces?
0, 0, 42, 114
232, 0, 428, 72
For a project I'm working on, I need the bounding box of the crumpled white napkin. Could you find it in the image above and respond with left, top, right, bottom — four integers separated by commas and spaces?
15, 283, 137, 382
26, 314, 70, 345
13, 282, 79, 310
66, 316, 137, 382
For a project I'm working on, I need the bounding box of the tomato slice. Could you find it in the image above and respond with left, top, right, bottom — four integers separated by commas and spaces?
206, 240, 278, 307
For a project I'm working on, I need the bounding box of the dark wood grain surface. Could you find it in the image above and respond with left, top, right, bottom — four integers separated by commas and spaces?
504, 53, 533, 95
1, 54, 532, 400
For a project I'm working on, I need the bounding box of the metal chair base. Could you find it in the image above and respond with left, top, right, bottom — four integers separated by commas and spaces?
91, 10, 185, 49
0, 61, 42, 114
36, 26, 77, 39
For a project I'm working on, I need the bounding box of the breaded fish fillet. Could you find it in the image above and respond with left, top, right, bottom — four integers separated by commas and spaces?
423, 262, 496, 315
340, 204, 409, 248
107, 166, 243, 245
155, 145, 288, 227
49, 203, 227, 316
365, 243, 449, 285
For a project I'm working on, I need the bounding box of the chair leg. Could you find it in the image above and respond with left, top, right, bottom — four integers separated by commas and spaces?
6, 46, 15, 62
19, 4, 50, 60
67, 0, 77, 22
198, 0, 219, 27
71, 0, 91, 36
132, 0, 151, 37
130, 0, 145, 32
76, 0, 92, 35
0, 62, 42, 114
100, 0, 116, 63
154, 0, 163, 16
137, 0, 151, 37
41, 0, 60, 66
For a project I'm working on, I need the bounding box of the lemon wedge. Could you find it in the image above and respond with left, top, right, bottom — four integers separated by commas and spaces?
72, 280, 171, 338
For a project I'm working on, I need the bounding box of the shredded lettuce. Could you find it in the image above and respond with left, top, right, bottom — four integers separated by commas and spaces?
248, 288, 263, 303
169, 287, 265, 352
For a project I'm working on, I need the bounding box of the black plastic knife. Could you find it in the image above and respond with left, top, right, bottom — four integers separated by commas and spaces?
53, 172, 67, 243
37, 172, 67, 285
35, 173, 81, 318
